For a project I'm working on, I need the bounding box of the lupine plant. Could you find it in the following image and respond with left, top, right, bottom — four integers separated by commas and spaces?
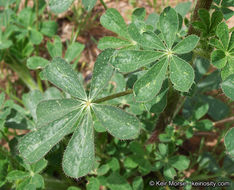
0, 0, 234, 189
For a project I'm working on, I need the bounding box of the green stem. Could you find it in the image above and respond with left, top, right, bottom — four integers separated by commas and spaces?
100, 0, 107, 10
93, 89, 133, 103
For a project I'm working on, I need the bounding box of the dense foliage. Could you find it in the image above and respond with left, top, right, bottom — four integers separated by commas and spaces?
0, 0, 234, 189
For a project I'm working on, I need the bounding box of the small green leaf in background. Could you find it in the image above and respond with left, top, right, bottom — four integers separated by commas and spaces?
106, 173, 132, 190
100, 8, 129, 38
132, 176, 144, 190
7, 171, 29, 181
49, 0, 74, 14
169, 155, 190, 171
196, 119, 213, 131
82, 0, 98, 12
65, 42, 85, 63
29, 29, 43, 45
221, 74, 234, 100
86, 177, 100, 190
46, 36, 63, 58
175, 1, 192, 17
62, 111, 95, 178
193, 103, 209, 120
163, 166, 176, 179
93, 105, 140, 139
0, 160, 8, 187
224, 128, 234, 157
27, 56, 50, 70
40, 21, 58, 37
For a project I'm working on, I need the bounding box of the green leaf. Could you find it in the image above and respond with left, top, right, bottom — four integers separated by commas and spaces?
29, 29, 43, 45
30, 174, 44, 189
193, 103, 209, 120
132, 176, 144, 190
210, 10, 223, 32
228, 32, 234, 50
221, 74, 234, 100
108, 158, 120, 172
216, 22, 229, 49
40, 21, 58, 37
62, 111, 95, 178
198, 9, 210, 29
132, 8, 146, 22
133, 57, 168, 102
224, 128, 234, 157
41, 57, 87, 100
0, 39, 12, 50
211, 50, 227, 69
158, 143, 168, 156
22, 90, 43, 121
27, 56, 50, 70
106, 173, 132, 190
170, 55, 194, 92
7, 170, 29, 181
36, 99, 82, 126
144, 81, 168, 114
124, 157, 138, 169
172, 35, 199, 54
145, 13, 159, 31
163, 166, 176, 179
30, 159, 48, 173
93, 104, 140, 139
98, 37, 131, 50
89, 49, 115, 99
221, 59, 234, 80
175, 2, 192, 17
100, 8, 129, 38
97, 164, 110, 176
18, 109, 82, 163
86, 177, 100, 190
49, 0, 74, 14
159, 7, 178, 48
110, 50, 164, 72
128, 23, 166, 50
65, 42, 84, 63
0, 160, 8, 187
196, 119, 213, 131
82, 0, 97, 11
46, 36, 63, 58
169, 155, 190, 171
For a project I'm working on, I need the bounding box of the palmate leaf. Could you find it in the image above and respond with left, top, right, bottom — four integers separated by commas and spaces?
110, 50, 164, 72
40, 57, 87, 100
62, 110, 95, 178
18, 100, 83, 163
211, 50, 227, 69
159, 7, 178, 48
133, 57, 168, 102
93, 104, 140, 139
169, 55, 194, 92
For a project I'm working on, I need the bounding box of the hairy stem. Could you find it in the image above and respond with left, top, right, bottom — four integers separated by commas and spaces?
93, 89, 133, 103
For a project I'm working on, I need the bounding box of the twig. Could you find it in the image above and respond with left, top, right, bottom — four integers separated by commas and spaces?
213, 116, 234, 127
